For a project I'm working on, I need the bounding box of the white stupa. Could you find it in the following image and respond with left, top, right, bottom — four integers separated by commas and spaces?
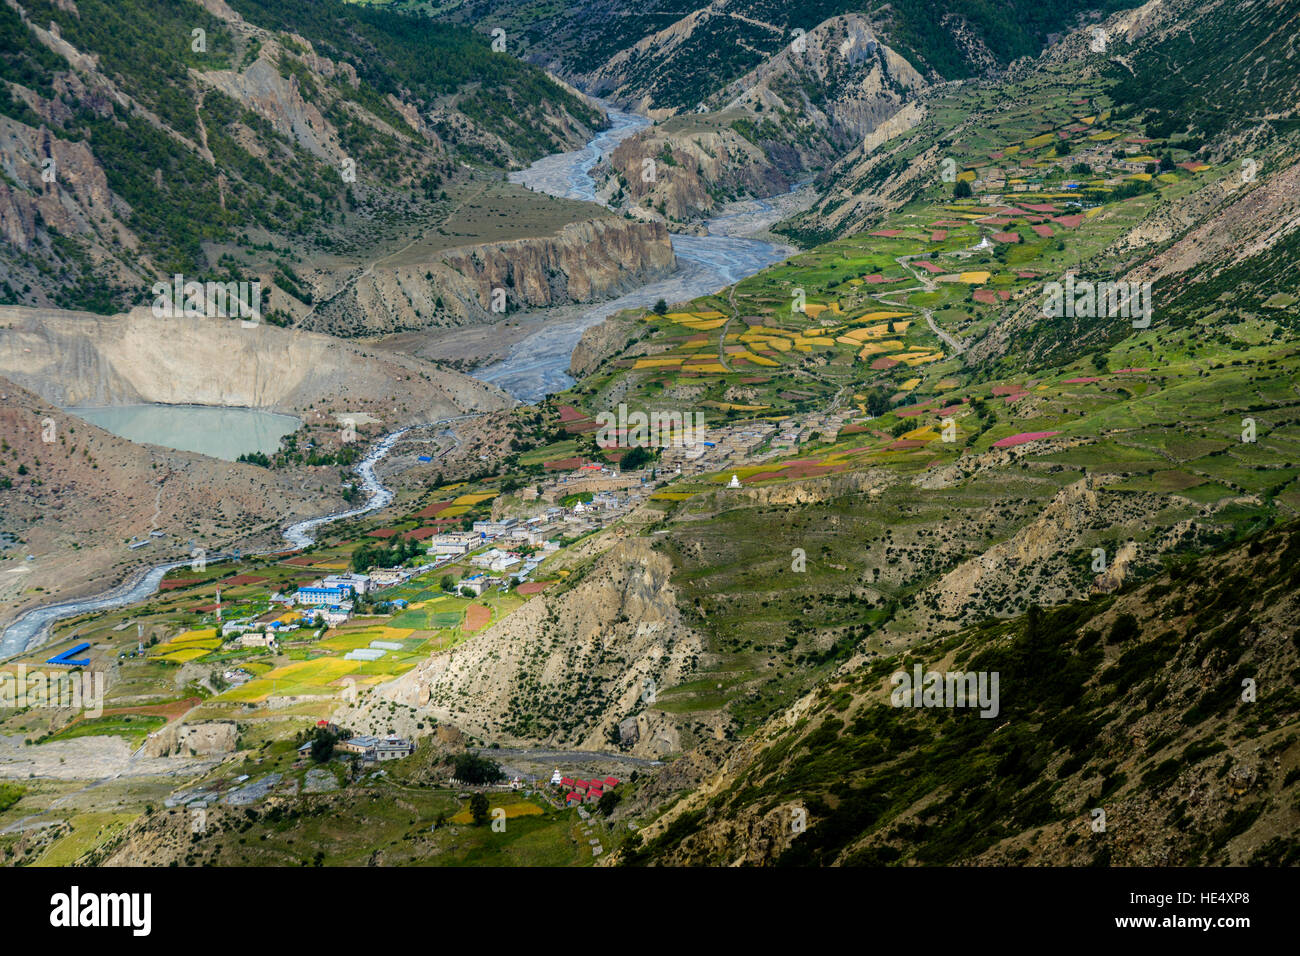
727, 474, 741, 488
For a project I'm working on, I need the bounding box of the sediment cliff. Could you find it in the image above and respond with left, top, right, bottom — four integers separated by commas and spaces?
0, 305, 512, 420
307, 217, 676, 335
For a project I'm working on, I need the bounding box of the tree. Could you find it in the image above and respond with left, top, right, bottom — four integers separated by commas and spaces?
620, 445, 655, 471
440, 574, 456, 593
953, 179, 972, 198
597, 790, 622, 817
454, 752, 504, 785
309, 728, 335, 763
652, 298, 668, 315
469, 792, 490, 827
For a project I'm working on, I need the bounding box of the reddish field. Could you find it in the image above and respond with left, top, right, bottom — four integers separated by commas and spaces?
544, 457, 587, 471
994, 430, 1061, 448
516, 581, 553, 596
223, 574, 268, 587
463, 604, 492, 634
160, 577, 203, 590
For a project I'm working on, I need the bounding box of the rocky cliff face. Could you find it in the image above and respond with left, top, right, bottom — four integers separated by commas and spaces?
306, 217, 676, 335
0, 115, 130, 255
0, 305, 513, 419
569, 312, 642, 378
143, 720, 239, 758
340, 538, 703, 757
603, 126, 788, 223
586, 14, 928, 224
713, 15, 928, 147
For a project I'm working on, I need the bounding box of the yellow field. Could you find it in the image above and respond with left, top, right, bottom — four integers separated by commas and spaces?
157, 646, 213, 663
633, 357, 684, 369
170, 628, 219, 644
449, 800, 545, 825
453, 492, 498, 506
853, 311, 913, 323
219, 657, 362, 701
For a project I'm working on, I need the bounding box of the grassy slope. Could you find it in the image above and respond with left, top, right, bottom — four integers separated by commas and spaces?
626, 519, 1300, 866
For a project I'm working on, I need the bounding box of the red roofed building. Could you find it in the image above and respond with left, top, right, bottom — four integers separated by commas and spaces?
560, 777, 574, 788
603, 777, 619, 788
565, 792, 583, 806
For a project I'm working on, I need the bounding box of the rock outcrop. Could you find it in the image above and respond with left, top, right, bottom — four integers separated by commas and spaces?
143, 720, 239, 758
308, 217, 676, 335
342, 538, 704, 757
568, 312, 642, 378
0, 305, 512, 420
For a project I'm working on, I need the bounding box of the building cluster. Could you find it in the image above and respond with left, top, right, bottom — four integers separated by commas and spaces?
549, 768, 620, 807
297, 730, 416, 763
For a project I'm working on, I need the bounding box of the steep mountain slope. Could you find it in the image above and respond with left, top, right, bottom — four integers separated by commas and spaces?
622, 520, 1300, 866
460, 0, 1145, 113
456, 1, 1146, 226
0, 0, 602, 315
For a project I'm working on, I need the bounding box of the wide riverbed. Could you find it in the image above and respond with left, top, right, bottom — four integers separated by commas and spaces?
478, 104, 805, 402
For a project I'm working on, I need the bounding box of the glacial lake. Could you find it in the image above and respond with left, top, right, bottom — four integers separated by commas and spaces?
66, 404, 300, 461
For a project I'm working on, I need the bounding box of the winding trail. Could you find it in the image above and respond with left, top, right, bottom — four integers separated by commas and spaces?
887, 252, 967, 355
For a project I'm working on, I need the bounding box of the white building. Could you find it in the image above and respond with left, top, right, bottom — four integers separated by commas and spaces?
236, 632, 277, 649
367, 568, 408, 588
319, 604, 353, 628
467, 546, 506, 567
428, 532, 479, 556
472, 519, 517, 538
321, 573, 370, 595
489, 554, 520, 573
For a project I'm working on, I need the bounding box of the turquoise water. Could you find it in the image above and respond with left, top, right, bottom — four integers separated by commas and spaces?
66, 404, 300, 461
